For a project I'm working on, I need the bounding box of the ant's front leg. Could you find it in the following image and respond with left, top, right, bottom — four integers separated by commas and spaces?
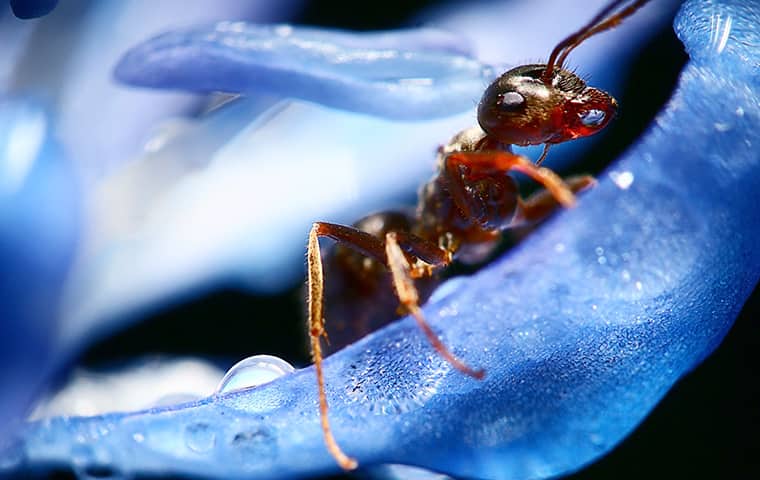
444, 150, 577, 212
516, 175, 597, 224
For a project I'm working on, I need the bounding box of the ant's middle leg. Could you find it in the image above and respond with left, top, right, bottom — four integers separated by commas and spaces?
384, 231, 485, 380
307, 221, 465, 469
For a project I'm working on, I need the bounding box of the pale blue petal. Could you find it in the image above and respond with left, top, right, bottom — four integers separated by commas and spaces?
0, 99, 80, 446
3, 0, 303, 180
115, 23, 488, 119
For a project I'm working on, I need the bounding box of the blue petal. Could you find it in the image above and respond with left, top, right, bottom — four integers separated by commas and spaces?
2, 0, 303, 180
115, 23, 489, 119
7, 0, 758, 478
8, 0, 57, 19
0, 99, 79, 446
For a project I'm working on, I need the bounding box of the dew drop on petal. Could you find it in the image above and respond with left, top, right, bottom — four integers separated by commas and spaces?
216, 355, 295, 394
184, 423, 216, 453
713, 121, 732, 132
229, 427, 277, 461
608, 170, 634, 190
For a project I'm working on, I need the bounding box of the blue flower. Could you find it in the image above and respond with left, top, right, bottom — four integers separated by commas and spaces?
1, 0, 757, 478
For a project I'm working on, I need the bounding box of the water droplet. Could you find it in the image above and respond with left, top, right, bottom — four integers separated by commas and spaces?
131, 433, 145, 444
713, 121, 732, 132
185, 423, 216, 453
554, 242, 566, 253
594, 246, 604, 256
608, 170, 634, 190
216, 355, 295, 394
229, 427, 277, 462
735, 107, 745, 117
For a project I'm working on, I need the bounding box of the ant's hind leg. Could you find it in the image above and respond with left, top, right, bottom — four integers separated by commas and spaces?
384, 232, 485, 379
307, 223, 358, 470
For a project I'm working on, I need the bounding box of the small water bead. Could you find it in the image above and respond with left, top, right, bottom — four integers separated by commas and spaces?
184, 423, 216, 454
608, 170, 634, 190
229, 427, 277, 462
216, 355, 295, 395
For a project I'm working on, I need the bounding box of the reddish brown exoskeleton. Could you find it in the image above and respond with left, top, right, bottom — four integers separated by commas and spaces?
306, 0, 651, 469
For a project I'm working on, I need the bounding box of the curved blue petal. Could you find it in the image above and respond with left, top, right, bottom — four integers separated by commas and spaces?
8, 0, 57, 19
0, 99, 79, 447
115, 24, 489, 119
6, 0, 758, 478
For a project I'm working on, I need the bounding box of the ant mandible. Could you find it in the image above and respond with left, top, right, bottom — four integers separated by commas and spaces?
306, 0, 651, 470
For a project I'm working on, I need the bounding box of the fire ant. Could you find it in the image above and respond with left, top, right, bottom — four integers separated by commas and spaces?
306, 0, 651, 470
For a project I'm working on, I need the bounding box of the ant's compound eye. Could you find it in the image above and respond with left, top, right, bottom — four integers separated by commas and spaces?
579, 109, 606, 127
497, 91, 526, 112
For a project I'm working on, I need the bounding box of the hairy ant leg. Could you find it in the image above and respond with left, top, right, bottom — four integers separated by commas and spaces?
384, 231, 485, 379
307, 223, 363, 470
307, 222, 481, 469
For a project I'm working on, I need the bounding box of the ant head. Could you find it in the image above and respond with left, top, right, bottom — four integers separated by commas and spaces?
478, 0, 649, 148
477, 65, 617, 146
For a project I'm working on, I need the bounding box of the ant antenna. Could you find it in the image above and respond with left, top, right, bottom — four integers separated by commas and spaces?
541, 0, 651, 84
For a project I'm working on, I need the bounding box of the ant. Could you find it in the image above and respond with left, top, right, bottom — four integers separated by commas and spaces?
305, 0, 651, 470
